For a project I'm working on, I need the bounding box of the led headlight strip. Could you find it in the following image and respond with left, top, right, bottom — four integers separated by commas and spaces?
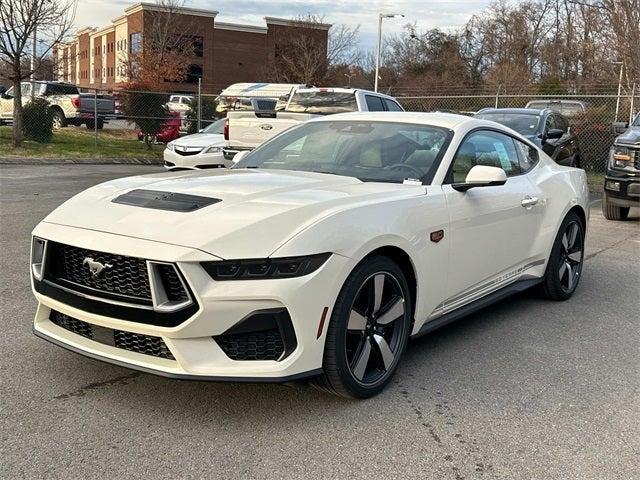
202, 253, 331, 280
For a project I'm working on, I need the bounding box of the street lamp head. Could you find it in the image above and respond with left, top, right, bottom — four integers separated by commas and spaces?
381, 13, 404, 19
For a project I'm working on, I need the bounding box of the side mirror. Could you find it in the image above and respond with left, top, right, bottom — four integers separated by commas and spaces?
546, 128, 564, 140
452, 165, 507, 192
612, 122, 628, 135
232, 150, 250, 163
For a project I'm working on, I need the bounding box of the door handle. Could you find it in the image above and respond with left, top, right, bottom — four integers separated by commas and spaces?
521, 196, 539, 208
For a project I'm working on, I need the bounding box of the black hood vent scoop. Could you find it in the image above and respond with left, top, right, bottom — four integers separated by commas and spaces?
112, 189, 221, 212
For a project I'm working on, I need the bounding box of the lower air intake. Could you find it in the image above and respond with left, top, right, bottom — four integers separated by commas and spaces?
50, 310, 175, 360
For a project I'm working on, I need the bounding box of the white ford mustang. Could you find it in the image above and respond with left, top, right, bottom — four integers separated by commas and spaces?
31, 112, 588, 398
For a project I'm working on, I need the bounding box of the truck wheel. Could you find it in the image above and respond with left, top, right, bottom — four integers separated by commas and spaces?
51, 108, 67, 128
602, 193, 629, 221
85, 119, 104, 130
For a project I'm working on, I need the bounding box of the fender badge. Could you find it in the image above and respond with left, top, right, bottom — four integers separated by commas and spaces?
430, 230, 444, 243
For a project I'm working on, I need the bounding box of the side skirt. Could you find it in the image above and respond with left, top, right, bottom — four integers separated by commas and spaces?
411, 278, 542, 339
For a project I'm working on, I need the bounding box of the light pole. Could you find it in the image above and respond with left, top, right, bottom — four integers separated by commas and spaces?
374, 13, 404, 92
614, 61, 624, 122
344, 72, 355, 87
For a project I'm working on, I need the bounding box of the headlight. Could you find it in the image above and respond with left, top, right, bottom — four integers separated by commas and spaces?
203, 145, 222, 154
201, 253, 331, 280
609, 145, 637, 171
166, 142, 175, 151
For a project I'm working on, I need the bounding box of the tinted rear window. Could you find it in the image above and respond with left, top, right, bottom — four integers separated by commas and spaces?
286, 91, 358, 115
475, 113, 541, 135
44, 83, 79, 95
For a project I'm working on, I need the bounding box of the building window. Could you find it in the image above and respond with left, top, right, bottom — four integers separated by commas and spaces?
130, 32, 141, 54
185, 64, 203, 83
192, 36, 203, 57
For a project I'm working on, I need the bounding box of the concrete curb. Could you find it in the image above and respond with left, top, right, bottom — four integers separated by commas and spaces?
0, 157, 162, 165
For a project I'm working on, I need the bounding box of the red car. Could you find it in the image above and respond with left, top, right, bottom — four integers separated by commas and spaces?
137, 111, 181, 144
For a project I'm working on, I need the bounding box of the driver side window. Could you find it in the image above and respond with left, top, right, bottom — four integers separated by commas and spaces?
449, 130, 521, 183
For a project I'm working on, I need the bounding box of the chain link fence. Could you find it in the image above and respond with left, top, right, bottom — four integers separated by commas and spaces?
1, 82, 638, 171
395, 87, 639, 172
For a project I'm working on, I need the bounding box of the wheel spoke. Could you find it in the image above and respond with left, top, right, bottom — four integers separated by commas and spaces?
373, 334, 395, 371
351, 339, 372, 381
559, 261, 567, 281
561, 232, 569, 252
375, 297, 404, 325
565, 262, 574, 290
568, 250, 582, 263
347, 310, 367, 332
567, 223, 579, 250
372, 274, 385, 313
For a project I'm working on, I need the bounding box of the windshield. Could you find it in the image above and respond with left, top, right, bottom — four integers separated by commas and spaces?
286, 91, 358, 115
475, 113, 541, 135
234, 121, 453, 184
633, 114, 640, 127
201, 118, 225, 134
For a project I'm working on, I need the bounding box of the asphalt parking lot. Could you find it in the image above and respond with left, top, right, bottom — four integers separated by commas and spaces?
1, 164, 638, 479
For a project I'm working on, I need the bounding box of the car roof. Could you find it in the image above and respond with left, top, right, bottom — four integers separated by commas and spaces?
478, 108, 545, 115
310, 111, 488, 130
293, 87, 397, 100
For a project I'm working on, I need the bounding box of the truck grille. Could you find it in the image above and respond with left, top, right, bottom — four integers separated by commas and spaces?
47, 241, 152, 302
50, 310, 175, 360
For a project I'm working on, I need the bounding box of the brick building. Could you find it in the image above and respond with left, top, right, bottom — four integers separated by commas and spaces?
53, 2, 330, 93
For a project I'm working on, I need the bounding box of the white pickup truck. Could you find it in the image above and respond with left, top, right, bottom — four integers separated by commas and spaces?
0, 81, 115, 129
223, 88, 404, 160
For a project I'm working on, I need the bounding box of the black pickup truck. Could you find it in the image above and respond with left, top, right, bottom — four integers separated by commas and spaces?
602, 114, 640, 220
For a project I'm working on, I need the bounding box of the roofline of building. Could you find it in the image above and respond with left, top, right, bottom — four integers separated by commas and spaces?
214, 22, 267, 34
112, 15, 127, 25
125, 2, 218, 18
264, 17, 332, 30
76, 26, 96, 35
91, 25, 115, 36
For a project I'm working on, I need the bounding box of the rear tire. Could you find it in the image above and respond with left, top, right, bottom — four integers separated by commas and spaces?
51, 108, 67, 129
312, 256, 412, 399
541, 212, 585, 301
602, 193, 629, 221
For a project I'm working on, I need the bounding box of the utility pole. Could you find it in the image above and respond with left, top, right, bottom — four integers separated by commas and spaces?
614, 61, 624, 122
31, 27, 37, 98
374, 13, 404, 92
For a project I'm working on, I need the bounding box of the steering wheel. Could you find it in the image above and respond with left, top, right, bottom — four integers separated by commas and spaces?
386, 163, 424, 179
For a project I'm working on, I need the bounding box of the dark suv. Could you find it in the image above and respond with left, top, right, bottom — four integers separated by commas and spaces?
475, 108, 580, 167
602, 114, 640, 220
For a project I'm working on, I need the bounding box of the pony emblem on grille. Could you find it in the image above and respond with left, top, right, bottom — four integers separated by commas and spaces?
83, 257, 113, 277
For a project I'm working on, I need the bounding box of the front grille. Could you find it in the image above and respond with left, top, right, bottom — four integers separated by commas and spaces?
47, 242, 152, 302
175, 149, 202, 156
50, 310, 175, 360
215, 329, 285, 361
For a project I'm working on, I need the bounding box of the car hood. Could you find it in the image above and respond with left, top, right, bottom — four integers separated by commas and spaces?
615, 127, 640, 146
42, 169, 424, 259
173, 133, 224, 147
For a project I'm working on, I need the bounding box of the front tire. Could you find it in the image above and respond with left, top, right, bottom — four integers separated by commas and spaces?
541, 212, 585, 301
602, 193, 629, 221
313, 256, 412, 399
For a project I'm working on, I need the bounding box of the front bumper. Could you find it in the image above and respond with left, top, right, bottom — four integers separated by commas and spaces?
604, 170, 640, 207
32, 223, 353, 381
164, 149, 232, 169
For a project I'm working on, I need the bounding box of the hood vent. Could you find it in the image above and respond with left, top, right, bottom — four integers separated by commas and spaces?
112, 189, 221, 212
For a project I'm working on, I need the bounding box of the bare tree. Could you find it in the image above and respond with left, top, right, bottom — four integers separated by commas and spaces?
0, 0, 77, 146
124, 0, 199, 89
269, 15, 360, 85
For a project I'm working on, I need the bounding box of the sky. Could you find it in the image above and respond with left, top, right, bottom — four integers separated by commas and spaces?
74, 0, 493, 49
